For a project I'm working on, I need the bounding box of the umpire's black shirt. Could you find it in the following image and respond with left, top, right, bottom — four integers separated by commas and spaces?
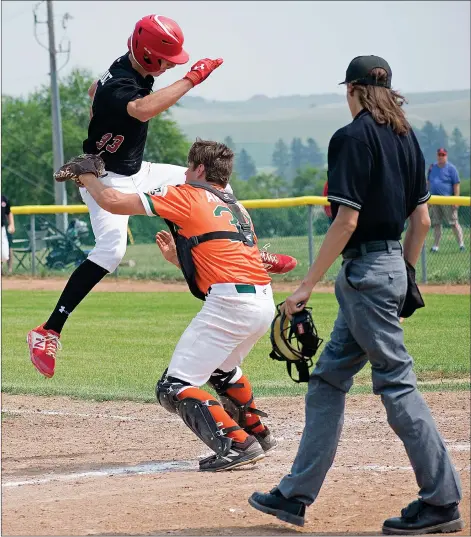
83, 54, 154, 176
327, 109, 430, 250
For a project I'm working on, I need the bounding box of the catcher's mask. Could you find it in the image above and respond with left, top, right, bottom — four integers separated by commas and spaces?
270, 302, 323, 383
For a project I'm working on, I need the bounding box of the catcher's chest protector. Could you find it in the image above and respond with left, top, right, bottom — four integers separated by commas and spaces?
165, 183, 255, 301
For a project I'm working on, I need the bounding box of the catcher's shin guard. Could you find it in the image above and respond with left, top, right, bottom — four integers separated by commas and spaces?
177, 387, 250, 454
209, 367, 267, 435
156, 373, 248, 454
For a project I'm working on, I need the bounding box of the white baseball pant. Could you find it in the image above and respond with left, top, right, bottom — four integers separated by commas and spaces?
167, 283, 275, 386
2, 226, 10, 262
80, 162, 233, 273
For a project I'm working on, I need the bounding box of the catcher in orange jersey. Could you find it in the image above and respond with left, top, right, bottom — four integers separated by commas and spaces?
53, 139, 297, 471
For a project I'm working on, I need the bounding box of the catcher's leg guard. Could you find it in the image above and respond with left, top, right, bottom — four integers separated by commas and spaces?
176, 387, 248, 444
209, 367, 267, 434
209, 368, 277, 453
156, 372, 249, 454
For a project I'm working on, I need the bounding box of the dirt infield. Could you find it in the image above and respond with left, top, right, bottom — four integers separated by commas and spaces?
2, 392, 469, 536
2, 276, 470, 294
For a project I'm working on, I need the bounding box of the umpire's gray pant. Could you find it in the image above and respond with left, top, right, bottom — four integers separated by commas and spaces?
278, 247, 462, 507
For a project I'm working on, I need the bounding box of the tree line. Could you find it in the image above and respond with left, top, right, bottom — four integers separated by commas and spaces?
229, 122, 470, 183
1, 68, 469, 243
415, 121, 470, 178
224, 136, 325, 181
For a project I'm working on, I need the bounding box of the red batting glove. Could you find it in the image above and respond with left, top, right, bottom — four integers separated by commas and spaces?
184, 58, 223, 87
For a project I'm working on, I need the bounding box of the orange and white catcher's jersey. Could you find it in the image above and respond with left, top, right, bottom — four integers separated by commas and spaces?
139, 184, 271, 294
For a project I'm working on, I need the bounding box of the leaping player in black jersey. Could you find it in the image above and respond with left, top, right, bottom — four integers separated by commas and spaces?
27, 14, 223, 378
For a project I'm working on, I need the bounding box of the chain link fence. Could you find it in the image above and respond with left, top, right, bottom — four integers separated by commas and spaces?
5, 201, 470, 284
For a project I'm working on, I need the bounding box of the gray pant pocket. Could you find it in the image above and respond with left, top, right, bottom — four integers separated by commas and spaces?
343, 260, 360, 291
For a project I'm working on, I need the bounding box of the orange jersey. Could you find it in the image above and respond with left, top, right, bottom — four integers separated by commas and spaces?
139, 184, 271, 294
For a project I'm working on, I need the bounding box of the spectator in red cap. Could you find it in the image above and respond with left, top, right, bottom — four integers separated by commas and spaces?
427, 148, 465, 252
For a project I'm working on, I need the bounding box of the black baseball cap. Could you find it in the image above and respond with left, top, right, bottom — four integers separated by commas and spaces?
339, 55, 392, 88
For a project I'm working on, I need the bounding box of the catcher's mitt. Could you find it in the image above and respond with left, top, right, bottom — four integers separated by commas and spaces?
54, 154, 106, 186
270, 302, 323, 383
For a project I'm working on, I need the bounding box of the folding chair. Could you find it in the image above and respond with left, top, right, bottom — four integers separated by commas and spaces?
12, 229, 50, 273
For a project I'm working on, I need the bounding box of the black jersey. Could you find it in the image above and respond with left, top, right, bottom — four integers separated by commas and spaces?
327, 109, 430, 249
83, 54, 154, 176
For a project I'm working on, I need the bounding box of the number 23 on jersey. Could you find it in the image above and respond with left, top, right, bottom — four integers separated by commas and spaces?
96, 133, 124, 154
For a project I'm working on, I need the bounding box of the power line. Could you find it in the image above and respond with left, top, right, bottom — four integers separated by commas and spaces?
4, 4, 35, 23
33, 1, 49, 51
7, 132, 55, 168
2, 164, 55, 197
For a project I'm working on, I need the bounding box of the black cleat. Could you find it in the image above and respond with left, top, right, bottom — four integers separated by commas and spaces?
248, 487, 306, 527
253, 427, 278, 453
382, 499, 465, 535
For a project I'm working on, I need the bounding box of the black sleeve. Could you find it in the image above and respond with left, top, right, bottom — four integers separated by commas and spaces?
96, 78, 151, 116
327, 134, 373, 212
4, 196, 11, 215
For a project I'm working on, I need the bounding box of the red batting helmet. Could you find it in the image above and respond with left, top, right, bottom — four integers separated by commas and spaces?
128, 15, 189, 72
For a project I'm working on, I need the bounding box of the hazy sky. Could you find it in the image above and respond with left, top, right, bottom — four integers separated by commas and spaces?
2, 1, 470, 101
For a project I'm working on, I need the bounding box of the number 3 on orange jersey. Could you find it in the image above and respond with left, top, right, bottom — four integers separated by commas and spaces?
213, 205, 252, 230
214, 206, 238, 228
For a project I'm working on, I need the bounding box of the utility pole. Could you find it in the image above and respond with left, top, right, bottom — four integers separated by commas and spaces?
34, 1, 71, 232
47, 0, 67, 232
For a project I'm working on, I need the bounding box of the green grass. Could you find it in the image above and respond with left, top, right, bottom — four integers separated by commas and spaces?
10, 210, 470, 284
2, 291, 469, 401
118, 225, 471, 284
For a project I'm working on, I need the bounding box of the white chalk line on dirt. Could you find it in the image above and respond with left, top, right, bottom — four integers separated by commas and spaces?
2, 408, 181, 423
2, 407, 375, 423
2, 407, 455, 426
1, 460, 197, 488
4, 409, 470, 450
3, 460, 470, 490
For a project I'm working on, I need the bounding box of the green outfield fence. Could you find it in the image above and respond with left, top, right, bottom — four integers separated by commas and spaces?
6, 196, 471, 284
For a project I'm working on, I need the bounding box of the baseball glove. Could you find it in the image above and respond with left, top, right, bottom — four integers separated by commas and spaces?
54, 154, 106, 186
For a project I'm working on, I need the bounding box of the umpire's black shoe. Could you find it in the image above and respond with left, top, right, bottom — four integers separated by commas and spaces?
382, 499, 465, 535
248, 487, 306, 527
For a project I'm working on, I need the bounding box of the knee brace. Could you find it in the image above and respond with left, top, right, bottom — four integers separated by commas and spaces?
208, 367, 267, 431
155, 370, 190, 414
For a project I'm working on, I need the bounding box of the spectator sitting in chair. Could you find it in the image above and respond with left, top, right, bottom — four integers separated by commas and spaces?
427, 148, 465, 252
1, 194, 15, 274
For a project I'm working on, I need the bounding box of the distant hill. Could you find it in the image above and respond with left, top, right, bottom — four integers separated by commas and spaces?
169, 90, 470, 168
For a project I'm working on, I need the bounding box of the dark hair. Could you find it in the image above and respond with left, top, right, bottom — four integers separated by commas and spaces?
188, 138, 234, 187
352, 68, 411, 135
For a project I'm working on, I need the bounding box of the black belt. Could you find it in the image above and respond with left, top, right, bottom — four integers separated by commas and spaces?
342, 240, 402, 259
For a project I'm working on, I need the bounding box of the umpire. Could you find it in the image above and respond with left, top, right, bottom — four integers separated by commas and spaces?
249, 56, 464, 534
